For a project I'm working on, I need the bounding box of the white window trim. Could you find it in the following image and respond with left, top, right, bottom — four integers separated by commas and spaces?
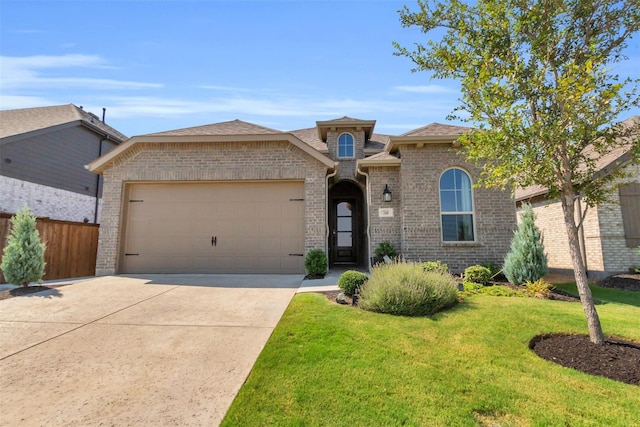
337, 132, 355, 159
439, 167, 477, 243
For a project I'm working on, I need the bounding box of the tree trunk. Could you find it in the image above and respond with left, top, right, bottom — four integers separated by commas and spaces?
560, 194, 605, 345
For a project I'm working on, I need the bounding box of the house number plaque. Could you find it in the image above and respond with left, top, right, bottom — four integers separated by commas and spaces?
378, 208, 394, 218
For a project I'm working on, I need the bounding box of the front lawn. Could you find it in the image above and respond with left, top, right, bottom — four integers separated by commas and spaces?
222, 291, 640, 426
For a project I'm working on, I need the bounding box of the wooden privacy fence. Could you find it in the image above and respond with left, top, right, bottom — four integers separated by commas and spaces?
0, 213, 99, 283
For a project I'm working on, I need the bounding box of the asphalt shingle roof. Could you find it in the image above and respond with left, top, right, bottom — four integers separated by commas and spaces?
0, 104, 127, 140
146, 119, 282, 136
401, 123, 471, 137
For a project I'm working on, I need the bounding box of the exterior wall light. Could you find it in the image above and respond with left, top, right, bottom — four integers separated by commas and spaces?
383, 184, 392, 202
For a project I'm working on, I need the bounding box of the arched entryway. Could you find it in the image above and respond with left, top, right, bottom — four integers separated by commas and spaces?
328, 180, 366, 267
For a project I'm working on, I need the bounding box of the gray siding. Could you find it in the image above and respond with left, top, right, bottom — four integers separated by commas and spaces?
1, 125, 118, 197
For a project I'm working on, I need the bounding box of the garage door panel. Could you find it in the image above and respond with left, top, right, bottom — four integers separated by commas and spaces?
122, 182, 305, 274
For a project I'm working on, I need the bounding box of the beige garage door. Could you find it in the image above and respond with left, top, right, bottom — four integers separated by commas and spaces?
121, 181, 305, 274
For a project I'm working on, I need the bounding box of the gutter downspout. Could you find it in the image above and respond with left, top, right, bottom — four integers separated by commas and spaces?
94, 138, 107, 224
325, 166, 338, 262
356, 165, 372, 270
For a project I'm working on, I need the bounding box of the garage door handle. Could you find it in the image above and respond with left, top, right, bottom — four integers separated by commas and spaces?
212, 236, 217, 246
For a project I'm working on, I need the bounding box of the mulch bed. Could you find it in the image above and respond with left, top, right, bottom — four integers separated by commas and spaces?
597, 273, 640, 292
0, 285, 65, 301
531, 334, 640, 386
320, 274, 640, 386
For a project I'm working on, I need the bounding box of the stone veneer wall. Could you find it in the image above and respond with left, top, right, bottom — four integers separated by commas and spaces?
96, 141, 328, 276
527, 162, 639, 277
398, 145, 516, 273
0, 175, 101, 223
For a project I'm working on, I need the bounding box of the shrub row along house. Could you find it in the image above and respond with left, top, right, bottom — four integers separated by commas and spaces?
87, 117, 517, 275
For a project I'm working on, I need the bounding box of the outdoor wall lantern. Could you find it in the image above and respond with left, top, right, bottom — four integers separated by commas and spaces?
383, 184, 392, 202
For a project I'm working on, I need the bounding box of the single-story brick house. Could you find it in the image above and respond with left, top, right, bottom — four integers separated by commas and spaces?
87, 117, 516, 275
516, 116, 640, 278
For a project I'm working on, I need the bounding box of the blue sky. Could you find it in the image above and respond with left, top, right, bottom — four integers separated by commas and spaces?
1, 0, 638, 138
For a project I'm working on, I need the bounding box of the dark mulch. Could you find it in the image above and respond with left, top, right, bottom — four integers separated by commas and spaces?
597, 273, 640, 292
0, 285, 64, 301
531, 334, 640, 386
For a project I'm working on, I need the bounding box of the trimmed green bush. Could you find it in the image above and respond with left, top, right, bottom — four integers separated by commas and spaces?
503, 203, 548, 285
463, 265, 492, 284
304, 249, 327, 277
337, 270, 368, 297
421, 260, 449, 274
359, 261, 458, 316
1, 206, 46, 287
374, 241, 397, 258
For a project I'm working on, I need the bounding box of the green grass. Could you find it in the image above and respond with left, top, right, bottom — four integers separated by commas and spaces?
554, 282, 640, 307
222, 291, 640, 427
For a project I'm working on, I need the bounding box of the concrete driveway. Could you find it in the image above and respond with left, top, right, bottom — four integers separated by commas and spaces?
0, 274, 302, 426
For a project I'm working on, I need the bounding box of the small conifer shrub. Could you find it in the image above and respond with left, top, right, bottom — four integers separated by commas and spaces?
1, 206, 46, 287
422, 260, 449, 274
304, 249, 327, 278
503, 204, 548, 285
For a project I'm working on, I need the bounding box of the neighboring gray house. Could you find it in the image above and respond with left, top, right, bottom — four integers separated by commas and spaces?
87, 117, 516, 275
516, 116, 640, 278
0, 104, 126, 223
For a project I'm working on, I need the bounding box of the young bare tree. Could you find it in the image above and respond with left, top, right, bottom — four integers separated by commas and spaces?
395, 0, 640, 343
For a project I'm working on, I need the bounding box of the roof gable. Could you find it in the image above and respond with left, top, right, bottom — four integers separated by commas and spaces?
401, 122, 471, 137
0, 104, 127, 141
315, 116, 376, 142
146, 119, 281, 137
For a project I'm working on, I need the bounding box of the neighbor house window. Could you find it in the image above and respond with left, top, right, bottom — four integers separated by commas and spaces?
440, 168, 475, 241
619, 182, 640, 248
337, 133, 354, 158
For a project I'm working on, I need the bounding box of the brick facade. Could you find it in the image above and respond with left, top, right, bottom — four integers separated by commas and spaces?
526, 162, 640, 277
390, 145, 515, 273
96, 140, 328, 275
0, 175, 101, 223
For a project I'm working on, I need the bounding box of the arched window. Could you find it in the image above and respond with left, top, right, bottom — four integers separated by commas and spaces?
439, 168, 475, 241
337, 133, 354, 158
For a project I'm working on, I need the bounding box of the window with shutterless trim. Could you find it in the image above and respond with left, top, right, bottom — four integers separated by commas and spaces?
337, 133, 354, 158
439, 168, 475, 241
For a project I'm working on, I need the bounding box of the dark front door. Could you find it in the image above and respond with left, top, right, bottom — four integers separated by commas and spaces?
331, 199, 358, 264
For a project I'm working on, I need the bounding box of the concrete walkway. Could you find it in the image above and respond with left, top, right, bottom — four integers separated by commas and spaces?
0, 274, 302, 426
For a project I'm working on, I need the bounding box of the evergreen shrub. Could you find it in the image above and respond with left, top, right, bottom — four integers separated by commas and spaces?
1, 206, 46, 287
304, 249, 327, 277
503, 204, 548, 285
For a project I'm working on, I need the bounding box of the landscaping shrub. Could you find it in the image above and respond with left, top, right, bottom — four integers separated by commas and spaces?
421, 260, 449, 274
359, 261, 458, 316
374, 241, 397, 258
337, 270, 368, 297
524, 279, 554, 299
463, 265, 492, 284
304, 249, 327, 277
503, 203, 548, 285
0, 206, 46, 287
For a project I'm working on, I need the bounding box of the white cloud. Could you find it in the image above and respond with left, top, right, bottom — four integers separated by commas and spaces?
0, 95, 57, 110
0, 54, 163, 91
